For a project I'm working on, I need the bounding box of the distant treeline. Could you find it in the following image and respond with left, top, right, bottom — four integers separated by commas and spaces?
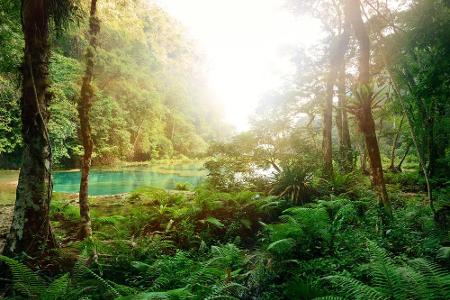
0, 0, 231, 169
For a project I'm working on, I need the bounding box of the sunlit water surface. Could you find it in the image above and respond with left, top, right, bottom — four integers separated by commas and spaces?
0, 163, 207, 203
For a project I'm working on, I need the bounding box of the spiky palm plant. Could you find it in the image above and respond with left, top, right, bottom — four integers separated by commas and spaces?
271, 163, 315, 204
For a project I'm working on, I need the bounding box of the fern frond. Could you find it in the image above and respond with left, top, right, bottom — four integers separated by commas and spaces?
436, 247, 450, 261
408, 258, 450, 299
209, 282, 247, 298
209, 244, 243, 269
41, 273, 70, 299
366, 241, 409, 299
325, 275, 387, 300
119, 287, 192, 299
107, 280, 140, 297
190, 265, 223, 284
312, 297, 346, 300
72, 261, 120, 298
94, 215, 126, 226
267, 238, 295, 254
0, 255, 46, 298
395, 266, 429, 300
205, 296, 240, 300
84, 266, 120, 297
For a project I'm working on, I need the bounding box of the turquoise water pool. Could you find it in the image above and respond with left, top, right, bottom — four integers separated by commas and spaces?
0, 163, 207, 200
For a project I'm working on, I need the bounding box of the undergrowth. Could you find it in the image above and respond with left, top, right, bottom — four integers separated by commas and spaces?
1, 184, 448, 299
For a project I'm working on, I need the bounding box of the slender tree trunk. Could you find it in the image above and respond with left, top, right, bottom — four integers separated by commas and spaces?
396, 142, 410, 171
78, 0, 99, 239
425, 110, 436, 210
336, 103, 344, 168
171, 114, 176, 141
267, 160, 281, 173
358, 106, 391, 216
360, 143, 368, 174
132, 118, 145, 157
346, 0, 392, 218
323, 21, 350, 178
322, 67, 334, 179
388, 114, 404, 172
426, 104, 436, 178
337, 63, 352, 172
391, 81, 434, 211
3, 0, 56, 258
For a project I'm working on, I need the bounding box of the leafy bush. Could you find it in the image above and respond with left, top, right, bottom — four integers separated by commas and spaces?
316, 172, 368, 199
383, 201, 441, 257
270, 162, 316, 204
384, 171, 422, 192
175, 182, 191, 191
266, 206, 331, 258
33, 181, 449, 300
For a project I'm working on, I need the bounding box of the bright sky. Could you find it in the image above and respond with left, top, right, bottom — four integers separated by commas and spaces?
155, 0, 323, 131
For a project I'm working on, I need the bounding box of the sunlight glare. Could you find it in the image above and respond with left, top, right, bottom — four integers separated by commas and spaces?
155, 0, 323, 131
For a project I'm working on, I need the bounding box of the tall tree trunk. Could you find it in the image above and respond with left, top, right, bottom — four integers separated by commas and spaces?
336, 100, 343, 163
322, 66, 334, 179
323, 21, 350, 178
346, 0, 392, 218
171, 114, 176, 141
388, 114, 404, 172
426, 100, 437, 179
336, 62, 352, 172
3, 0, 56, 258
78, 0, 99, 239
358, 139, 369, 174
396, 142, 410, 172
132, 118, 145, 158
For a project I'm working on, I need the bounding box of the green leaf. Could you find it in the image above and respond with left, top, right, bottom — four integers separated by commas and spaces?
204, 216, 225, 228
267, 238, 296, 254
240, 219, 252, 229
131, 261, 151, 272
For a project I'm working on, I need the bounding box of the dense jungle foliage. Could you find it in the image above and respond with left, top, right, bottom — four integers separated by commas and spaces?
0, 0, 229, 168
0, 0, 449, 299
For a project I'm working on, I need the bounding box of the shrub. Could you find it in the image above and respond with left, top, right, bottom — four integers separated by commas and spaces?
266, 206, 331, 258
270, 163, 316, 204
175, 182, 191, 191
316, 172, 368, 199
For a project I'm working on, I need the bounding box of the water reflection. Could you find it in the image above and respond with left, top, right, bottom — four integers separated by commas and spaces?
0, 163, 207, 198
53, 163, 207, 195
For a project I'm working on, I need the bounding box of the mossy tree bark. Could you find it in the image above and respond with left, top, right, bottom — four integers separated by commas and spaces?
3, 0, 56, 258
78, 0, 99, 239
